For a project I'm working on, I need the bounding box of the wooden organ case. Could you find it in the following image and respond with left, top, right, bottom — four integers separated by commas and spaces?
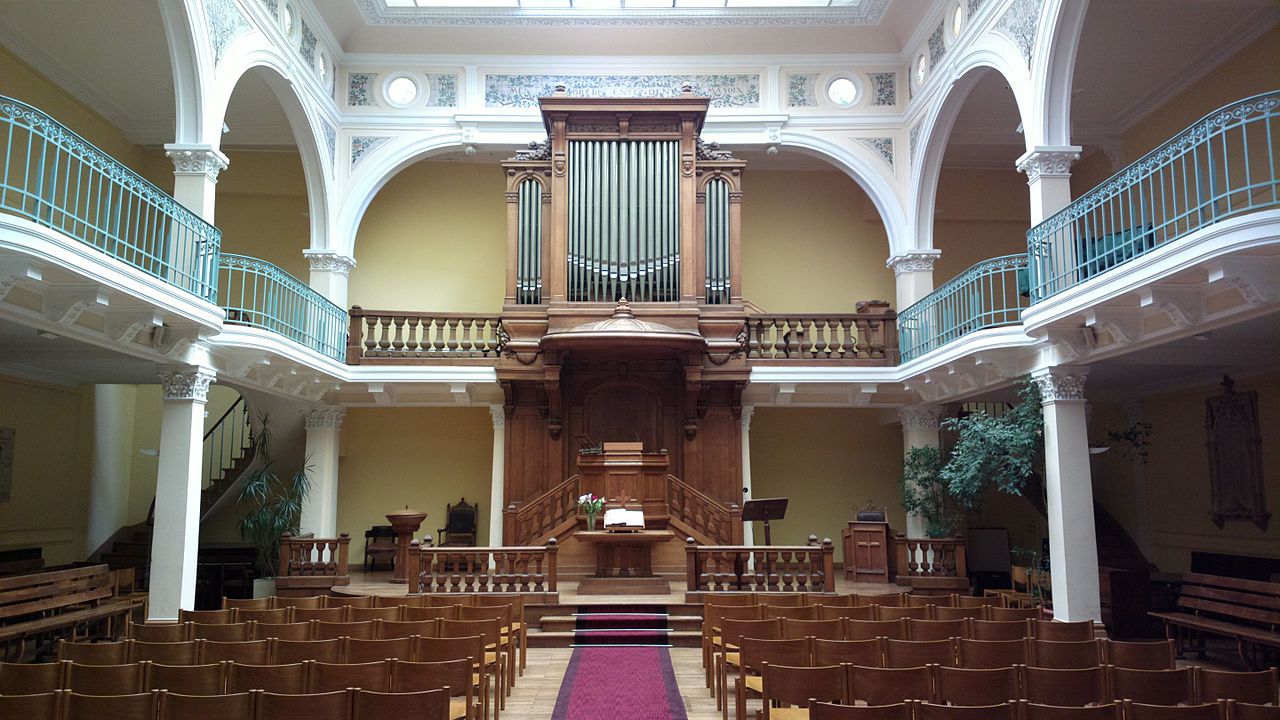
497, 87, 750, 553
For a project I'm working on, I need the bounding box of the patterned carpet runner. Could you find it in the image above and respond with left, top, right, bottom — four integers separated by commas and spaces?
573, 605, 671, 646
551, 645, 689, 720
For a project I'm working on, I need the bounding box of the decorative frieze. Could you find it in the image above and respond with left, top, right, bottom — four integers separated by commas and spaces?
304, 407, 346, 430
1016, 147, 1081, 184
899, 405, 944, 432
869, 72, 896, 106
908, 122, 921, 162
159, 368, 216, 403
855, 137, 894, 169
787, 74, 818, 108
928, 22, 947, 67
321, 121, 336, 166
305, 251, 357, 276
886, 251, 940, 276
300, 20, 318, 63
996, 0, 1043, 65
165, 146, 230, 182
1032, 368, 1087, 403
484, 74, 761, 109
348, 73, 378, 107
426, 74, 458, 107
355, 0, 891, 27
350, 136, 391, 169
205, 0, 249, 64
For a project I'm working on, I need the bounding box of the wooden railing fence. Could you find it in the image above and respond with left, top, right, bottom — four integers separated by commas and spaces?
275, 534, 351, 595
409, 541, 558, 593
685, 536, 835, 592
502, 475, 580, 547
666, 474, 742, 545
347, 307, 504, 364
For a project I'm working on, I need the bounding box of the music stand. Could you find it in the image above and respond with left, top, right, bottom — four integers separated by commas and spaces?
742, 498, 788, 545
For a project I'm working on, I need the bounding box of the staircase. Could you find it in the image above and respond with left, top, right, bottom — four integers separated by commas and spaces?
527, 603, 704, 648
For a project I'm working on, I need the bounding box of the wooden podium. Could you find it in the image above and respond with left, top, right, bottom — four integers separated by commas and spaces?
577, 442, 670, 519
576, 531, 672, 595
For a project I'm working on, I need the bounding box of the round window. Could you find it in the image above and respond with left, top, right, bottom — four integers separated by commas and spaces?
916, 53, 928, 85
386, 76, 419, 107
952, 4, 964, 36
826, 77, 858, 107
283, 3, 295, 36
316, 50, 328, 84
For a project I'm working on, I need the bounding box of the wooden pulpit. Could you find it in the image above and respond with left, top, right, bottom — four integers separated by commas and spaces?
578, 442, 669, 520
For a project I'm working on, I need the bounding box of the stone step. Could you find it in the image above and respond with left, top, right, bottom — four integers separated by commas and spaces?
537, 614, 703, 633
526, 629, 701, 648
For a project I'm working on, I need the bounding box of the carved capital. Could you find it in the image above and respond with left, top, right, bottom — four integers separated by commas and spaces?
1016, 146, 1082, 184
489, 405, 506, 430
898, 404, 944, 432
1031, 367, 1088, 403
164, 144, 229, 181
158, 367, 216, 402
741, 405, 754, 434
303, 407, 346, 430
304, 251, 357, 276
886, 251, 940, 276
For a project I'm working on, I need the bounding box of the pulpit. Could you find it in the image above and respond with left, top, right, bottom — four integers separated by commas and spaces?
386, 508, 427, 584
577, 442, 670, 520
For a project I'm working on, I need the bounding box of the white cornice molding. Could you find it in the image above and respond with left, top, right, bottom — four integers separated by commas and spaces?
340, 52, 907, 68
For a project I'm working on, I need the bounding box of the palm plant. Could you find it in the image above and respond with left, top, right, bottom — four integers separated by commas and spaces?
236, 415, 312, 576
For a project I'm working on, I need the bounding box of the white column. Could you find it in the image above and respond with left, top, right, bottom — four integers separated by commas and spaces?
304, 251, 357, 310
149, 366, 215, 622
741, 406, 754, 547
301, 408, 345, 538
1016, 146, 1081, 224
488, 406, 506, 546
164, 144, 228, 223
898, 405, 944, 538
888, 250, 942, 312
1032, 366, 1102, 623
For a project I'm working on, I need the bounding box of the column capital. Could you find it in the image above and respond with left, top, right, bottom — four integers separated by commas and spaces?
886, 250, 941, 276
1031, 366, 1088, 403
158, 366, 216, 402
164, 144, 229, 182
304, 251, 358, 276
489, 405, 506, 430
303, 407, 346, 430
741, 405, 755, 433
1016, 145, 1082, 184
898, 404, 944, 431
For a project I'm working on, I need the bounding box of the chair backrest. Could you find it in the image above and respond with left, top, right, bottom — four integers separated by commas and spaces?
884, 638, 957, 668
987, 607, 1040, 622
760, 662, 846, 713
738, 637, 811, 675
908, 594, 951, 608
969, 619, 1030, 641
443, 498, 478, 535
438, 618, 501, 647
201, 639, 270, 664
857, 593, 906, 607
311, 660, 390, 693
347, 637, 415, 664
353, 688, 450, 720
916, 702, 1016, 720
227, 661, 310, 693
190, 622, 253, 642
236, 607, 292, 624
58, 639, 132, 665
957, 638, 1028, 669
1196, 667, 1279, 705
705, 593, 756, 607
1120, 700, 1226, 720
413, 635, 485, 665
378, 619, 440, 640
0, 692, 63, 720
224, 597, 272, 610
390, 657, 474, 697
158, 691, 255, 720
1022, 666, 1109, 706
458, 604, 512, 629
64, 691, 159, 720
766, 605, 819, 621
720, 618, 784, 646
132, 640, 200, 665
349, 606, 402, 622
1031, 620, 1094, 642
0, 661, 65, 694
1029, 639, 1102, 669
294, 607, 348, 622
128, 622, 190, 642
63, 662, 148, 694
1225, 700, 1280, 720
846, 619, 907, 641
757, 594, 807, 608
877, 605, 931, 621
811, 594, 857, 608
935, 666, 1019, 706
426, 594, 476, 608
955, 595, 1002, 609
782, 618, 843, 640
375, 595, 416, 608
273, 638, 343, 664
327, 595, 375, 609
820, 605, 876, 621
849, 665, 932, 705
147, 662, 226, 695
404, 605, 458, 622
1110, 666, 1196, 706
281, 595, 325, 609
255, 621, 315, 641
810, 700, 912, 719
180, 608, 235, 624
935, 606, 986, 622
1103, 639, 1175, 670
316, 620, 377, 640
1017, 701, 1122, 719
257, 690, 351, 720
812, 638, 882, 667
908, 619, 967, 641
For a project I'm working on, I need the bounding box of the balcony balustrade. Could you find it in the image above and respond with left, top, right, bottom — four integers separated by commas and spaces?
218, 254, 347, 361
897, 254, 1029, 363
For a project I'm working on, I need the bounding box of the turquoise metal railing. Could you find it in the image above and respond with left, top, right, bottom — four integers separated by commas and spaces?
218, 254, 346, 361
1027, 90, 1280, 302
0, 96, 220, 301
898, 253, 1029, 363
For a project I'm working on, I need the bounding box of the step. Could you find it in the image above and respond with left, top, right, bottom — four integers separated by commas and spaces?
101, 553, 148, 568
526, 629, 701, 648
537, 614, 703, 633
111, 541, 150, 555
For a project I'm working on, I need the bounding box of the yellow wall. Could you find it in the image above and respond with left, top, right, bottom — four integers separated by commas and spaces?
750, 408, 906, 562
337, 408, 494, 547
350, 162, 508, 313
741, 170, 895, 312
932, 168, 1031, 282
210, 151, 313, 280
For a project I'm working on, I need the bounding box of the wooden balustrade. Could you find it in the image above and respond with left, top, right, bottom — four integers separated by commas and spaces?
685, 536, 835, 592
666, 474, 742, 545
410, 541, 558, 593
746, 308, 897, 364
346, 307, 505, 364
892, 535, 969, 592
275, 534, 351, 596
502, 475, 580, 547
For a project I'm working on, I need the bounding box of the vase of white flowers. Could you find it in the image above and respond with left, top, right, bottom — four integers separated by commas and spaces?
578, 492, 604, 531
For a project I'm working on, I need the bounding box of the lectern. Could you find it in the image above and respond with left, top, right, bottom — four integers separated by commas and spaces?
577, 442, 669, 519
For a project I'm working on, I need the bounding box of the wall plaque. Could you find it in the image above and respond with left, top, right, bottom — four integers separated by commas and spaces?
1205, 377, 1269, 530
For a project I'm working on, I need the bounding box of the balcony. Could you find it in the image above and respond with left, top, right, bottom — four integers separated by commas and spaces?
218, 254, 347, 362
897, 254, 1029, 364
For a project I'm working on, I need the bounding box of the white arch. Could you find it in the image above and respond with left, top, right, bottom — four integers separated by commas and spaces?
1033, 0, 1091, 148
158, 0, 207, 145
909, 35, 1036, 254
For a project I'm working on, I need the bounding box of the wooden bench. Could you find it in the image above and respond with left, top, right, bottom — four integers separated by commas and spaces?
1149, 572, 1280, 669
0, 564, 135, 661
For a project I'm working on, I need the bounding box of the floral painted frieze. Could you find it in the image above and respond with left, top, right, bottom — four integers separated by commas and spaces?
426, 74, 458, 107
206, 0, 249, 64
787, 74, 818, 108
300, 20, 318, 63
348, 73, 378, 107
869, 73, 896, 107
928, 22, 947, 67
484, 74, 761, 109
322, 121, 336, 168
855, 137, 895, 170
997, 0, 1043, 65
909, 122, 921, 163
350, 136, 391, 169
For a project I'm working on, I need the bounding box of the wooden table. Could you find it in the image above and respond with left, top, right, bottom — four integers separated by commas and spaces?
575, 531, 672, 595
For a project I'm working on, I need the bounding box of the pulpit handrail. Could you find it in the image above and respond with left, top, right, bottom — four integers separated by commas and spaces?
510, 475, 580, 520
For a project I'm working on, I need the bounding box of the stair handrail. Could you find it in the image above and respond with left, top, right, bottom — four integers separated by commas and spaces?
202, 396, 251, 493
503, 475, 580, 546
666, 474, 743, 545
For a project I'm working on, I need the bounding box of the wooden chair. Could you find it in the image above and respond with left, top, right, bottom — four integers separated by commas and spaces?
934, 606, 986, 622
812, 638, 882, 667
294, 607, 347, 623
274, 638, 343, 664
884, 638, 956, 668
202, 639, 270, 664
877, 605, 931, 621
280, 596, 325, 610
405, 606, 460, 622
475, 594, 527, 675
1021, 667, 1110, 706
257, 690, 352, 720
0, 691, 64, 720
910, 594, 952, 608
846, 619, 907, 641
1110, 666, 1196, 706
180, 609, 234, 624
820, 605, 876, 621
758, 594, 807, 608
458, 605, 516, 688
957, 638, 1027, 668
1224, 701, 1280, 720
127, 622, 189, 642
413, 636, 493, 720
759, 663, 846, 719
857, 593, 906, 607
439, 619, 508, 708
811, 595, 857, 607
1120, 700, 1227, 719
317, 620, 377, 640
427, 595, 476, 608
782, 618, 843, 640
64, 690, 160, 720
376, 595, 418, 608
1031, 620, 1094, 642
704, 604, 763, 689
969, 620, 1030, 641
1028, 640, 1102, 669
255, 621, 315, 641
731, 637, 810, 720
159, 691, 256, 720
63, 661, 147, 694
132, 640, 200, 665
146, 662, 226, 695
1016, 701, 1121, 719
438, 498, 479, 547
364, 526, 398, 571
716, 618, 784, 707
351, 606, 402, 622
226, 661, 310, 693
190, 622, 253, 642
1103, 639, 1175, 670
915, 702, 1016, 720
0, 660, 65, 693
766, 605, 819, 621
311, 660, 390, 693
955, 596, 1002, 609
809, 702, 912, 720
849, 665, 932, 705
347, 636, 415, 663
908, 619, 967, 642
987, 607, 1040, 622
223, 597, 271, 610
354, 688, 451, 720
1195, 667, 1279, 705
379, 619, 440, 639
58, 639, 132, 665
327, 595, 375, 609
934, 665, 1019, 706
705, 593, 757, 606
236, 607, 292, 624
389, 658, 478, 720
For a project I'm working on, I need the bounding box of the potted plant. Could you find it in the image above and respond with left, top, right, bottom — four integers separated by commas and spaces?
236, 416, 311, 596
899, 445, 962, 538
577, 493, 604, 531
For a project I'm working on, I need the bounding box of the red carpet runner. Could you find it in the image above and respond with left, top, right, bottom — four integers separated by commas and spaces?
573, 606, 671, 646
551, 645, 689, 720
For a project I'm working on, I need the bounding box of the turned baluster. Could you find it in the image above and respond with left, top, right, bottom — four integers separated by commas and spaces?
445, 317, 460, 353
373, 316, 390, 355
854, 318, 872, 359
746, 319, 762, 358
386, 316, 404, 355
867, 318, 886, 358
810, 320, 828, 358
907, 540, 921, 576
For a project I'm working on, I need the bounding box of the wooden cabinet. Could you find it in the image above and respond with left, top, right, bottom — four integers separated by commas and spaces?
842, 521, 890, 583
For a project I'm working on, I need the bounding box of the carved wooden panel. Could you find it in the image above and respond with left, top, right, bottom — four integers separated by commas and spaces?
1206, 377, 1269, 530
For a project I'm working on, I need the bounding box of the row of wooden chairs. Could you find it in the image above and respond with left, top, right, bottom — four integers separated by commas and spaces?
222, 593, 521, 611
0, 687, 450, 720
703, 592, 1016, 610
192, 603, 503, 625
58, 635, 495, 667
704, 600, 1041, 623
727, 662, 1280, 720
793, 698, 1279, 720
128, 616, 499, 643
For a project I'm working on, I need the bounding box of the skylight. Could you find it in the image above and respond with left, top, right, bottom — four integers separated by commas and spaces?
382, 0, 864, 8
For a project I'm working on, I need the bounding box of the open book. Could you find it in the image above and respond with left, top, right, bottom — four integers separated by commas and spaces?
603, 508, 645, 531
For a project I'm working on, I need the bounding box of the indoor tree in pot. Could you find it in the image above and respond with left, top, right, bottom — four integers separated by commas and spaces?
899, 445, 962, 538
236, 415, 311, 596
